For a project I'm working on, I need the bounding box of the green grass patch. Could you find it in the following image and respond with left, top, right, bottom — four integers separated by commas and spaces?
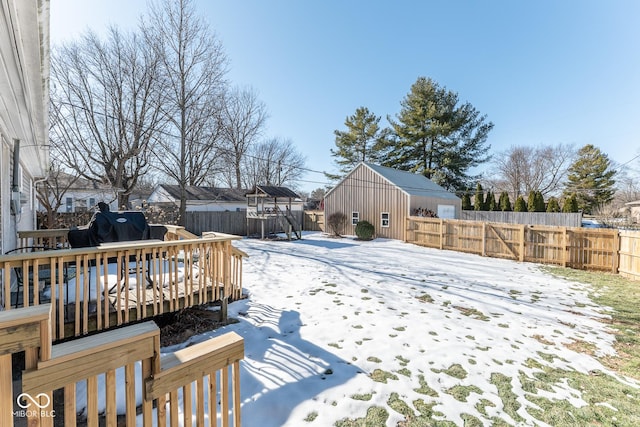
397, 367, 411, 377
445, 384, 483, 402
432, 363, 467, 379
490, 372, 525, 423
521, 362, 640, 426
370, 369, 398, 383
335, 406, 389, 427
304, 411, 318, 422
414, 374, 439, 397
543, 266, 640, 379
350, 392, 374, 401
388, 392, 414, 418
453, 305, 490, 321
475, 398, 496, 416
367, 356, 382, 363
417, 293, 434, 303
396, 355, 410, 366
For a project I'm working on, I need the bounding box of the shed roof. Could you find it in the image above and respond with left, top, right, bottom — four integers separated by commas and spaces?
329, 163, 460, 201
160, 185, 247, 202
248, 185, 300, 199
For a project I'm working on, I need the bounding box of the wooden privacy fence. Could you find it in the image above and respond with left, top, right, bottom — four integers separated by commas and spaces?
0, 304, 244, 427
3, 228, 247, 341
618, 230, 640, 281
406, 216, 620, 273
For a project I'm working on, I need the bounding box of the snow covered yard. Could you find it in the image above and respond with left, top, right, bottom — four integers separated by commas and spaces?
174, 232, 639, 426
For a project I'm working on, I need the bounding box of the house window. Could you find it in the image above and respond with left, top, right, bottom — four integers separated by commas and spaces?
89, 198, 96, 209
66, 197, 73, 213
381, 212, 390, 228
352, 211, 359, 225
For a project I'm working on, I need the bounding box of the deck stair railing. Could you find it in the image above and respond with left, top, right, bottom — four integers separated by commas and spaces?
0, 304, 244, 427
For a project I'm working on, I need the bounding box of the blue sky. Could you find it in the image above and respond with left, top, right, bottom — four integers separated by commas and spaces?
50, 0, 640, 192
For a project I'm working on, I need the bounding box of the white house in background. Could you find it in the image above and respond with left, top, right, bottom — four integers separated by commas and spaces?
39, 172, 119, 213
0, 0, 50, 254
147, 185, 249, 212
625, 200, 640, 223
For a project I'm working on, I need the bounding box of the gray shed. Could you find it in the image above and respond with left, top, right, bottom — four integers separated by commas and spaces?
324, 162, 461, 240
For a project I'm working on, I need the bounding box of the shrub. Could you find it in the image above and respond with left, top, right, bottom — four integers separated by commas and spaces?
327, 212, 347, 236
498, 191, 512, 211
514, 195, 528, 212
355, 220, 375, 240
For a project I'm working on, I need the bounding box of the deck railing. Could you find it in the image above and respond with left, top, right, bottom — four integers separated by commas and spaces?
1, 304, 244, 427
3, 228, 246, 341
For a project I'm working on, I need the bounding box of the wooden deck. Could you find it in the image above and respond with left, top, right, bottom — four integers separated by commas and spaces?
2, 228, 247, 341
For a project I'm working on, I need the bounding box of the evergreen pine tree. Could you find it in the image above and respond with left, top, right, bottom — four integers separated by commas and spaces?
533, 191, 545, 212
514, 195, 528, 212
474, 183, 485, 211
527, 192, 537, 212
562, 193, 579, 213
383, 77, 493, 191
546, 197, 560, 212
563, 144, 616, 214
498, 191, 512, 211
487, 191, 497, 211
461, 193, 472, 210
327, 107, 387, 181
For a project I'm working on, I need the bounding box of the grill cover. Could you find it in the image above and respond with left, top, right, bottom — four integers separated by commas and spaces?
68, 211, 151, 248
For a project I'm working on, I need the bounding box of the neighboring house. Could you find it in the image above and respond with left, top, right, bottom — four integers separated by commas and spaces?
324, 162, 461, 240
0, 0, 50, 254
39, 172, 119, 213
147, 185, 249, 212
625, 200, 640, 223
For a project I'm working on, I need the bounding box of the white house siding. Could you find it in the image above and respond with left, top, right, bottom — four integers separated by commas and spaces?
325, 164, 409, 240
0, 0, 50, 254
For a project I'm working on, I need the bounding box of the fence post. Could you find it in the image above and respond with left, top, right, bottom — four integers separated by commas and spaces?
481, 223, 487, 257
562, 227, 568, 267
439, 219, 444, 250
612, 230, 620, 274
0, 354, 11, 427
519, 225, 526, 262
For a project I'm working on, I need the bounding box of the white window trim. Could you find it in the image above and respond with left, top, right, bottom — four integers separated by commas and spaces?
381, 212, 390, 228
351, 211, 359, 225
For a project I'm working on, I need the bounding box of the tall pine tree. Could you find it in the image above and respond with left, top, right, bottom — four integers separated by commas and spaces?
474, 183, 485, 211
498, 191, 512, 211
563, 144, 616, 214
514, 195, 528, 212
327, 106, 387, 180
383, 77, 493, 191
461, 193, 472, 210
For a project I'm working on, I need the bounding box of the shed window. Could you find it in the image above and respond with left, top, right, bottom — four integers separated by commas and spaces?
351, 211, 359, 225
381, 212, 390, 228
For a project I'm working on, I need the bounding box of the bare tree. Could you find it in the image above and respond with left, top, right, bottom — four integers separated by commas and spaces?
35, 163, 82, 228
488, 144, 575, 199
242, 137, 306, 189
142, 0, 229, 225
220, 87, 268, 189
50, 27, 165, 208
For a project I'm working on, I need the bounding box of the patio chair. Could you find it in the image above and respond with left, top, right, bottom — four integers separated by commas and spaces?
3, 245, 66, 308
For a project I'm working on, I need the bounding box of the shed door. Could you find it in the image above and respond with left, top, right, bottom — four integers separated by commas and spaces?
437, 205, 456, 219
